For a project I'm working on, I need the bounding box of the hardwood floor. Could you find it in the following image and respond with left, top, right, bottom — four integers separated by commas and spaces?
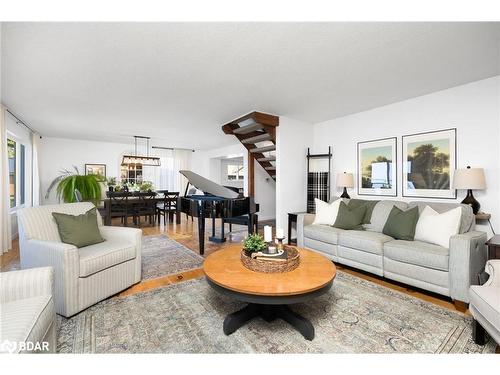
0, 215, 472, 313
4, 214, 500, 352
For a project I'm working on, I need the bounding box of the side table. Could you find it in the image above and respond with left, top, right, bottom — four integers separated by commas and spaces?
288, 212, 307, 245
486, 235, 500, 260
476, 213, 495, 236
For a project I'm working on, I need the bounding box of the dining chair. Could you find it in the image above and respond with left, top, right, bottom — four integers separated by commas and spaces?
107, 191, 130, 226
157, 191, 179, 225
132, 192, 157, 226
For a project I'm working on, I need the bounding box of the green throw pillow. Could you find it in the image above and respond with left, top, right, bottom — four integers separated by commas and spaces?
333, 201, 367, 230
382, 206, 419, 241
52, 207, 105, 248
348, 199, 379, 224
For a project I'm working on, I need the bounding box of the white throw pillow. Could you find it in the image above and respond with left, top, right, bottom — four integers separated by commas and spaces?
313, 198, 341, 226
414, 206, 462, 248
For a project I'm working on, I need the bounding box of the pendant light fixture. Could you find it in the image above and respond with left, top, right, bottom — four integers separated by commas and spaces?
121, 136, 161, 166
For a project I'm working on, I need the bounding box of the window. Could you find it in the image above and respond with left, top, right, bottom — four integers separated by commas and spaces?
7, 138, 27, 209
20, 144, 26, 205
120, 164, 143, 184
227, 164, 244, 181
8, 139, 16, 208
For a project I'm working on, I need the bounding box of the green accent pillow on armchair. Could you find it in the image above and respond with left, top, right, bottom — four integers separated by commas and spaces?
52, 207, 105, 248
382, 206, 419, 241
332, 201, 367, 230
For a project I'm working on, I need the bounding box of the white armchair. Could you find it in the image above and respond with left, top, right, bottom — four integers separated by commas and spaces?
469, 260, 500, 345
17, 202, 142, 317
0, 267, 56, 353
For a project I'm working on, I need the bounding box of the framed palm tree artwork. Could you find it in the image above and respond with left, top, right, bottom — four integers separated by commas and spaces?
357, 137, 397, 196
402, 128, 456, 199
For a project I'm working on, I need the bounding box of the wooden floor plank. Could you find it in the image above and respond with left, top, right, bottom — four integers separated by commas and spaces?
0, 215, 469, 314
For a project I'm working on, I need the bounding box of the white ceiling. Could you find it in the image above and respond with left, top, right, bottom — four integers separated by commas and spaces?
2, 22, 499, 150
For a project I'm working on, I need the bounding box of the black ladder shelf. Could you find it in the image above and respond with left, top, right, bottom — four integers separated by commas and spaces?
306, 147, 333, 213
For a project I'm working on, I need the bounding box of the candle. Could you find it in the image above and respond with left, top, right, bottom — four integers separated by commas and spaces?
264, 225, 272, 242
276, 228, 284, 239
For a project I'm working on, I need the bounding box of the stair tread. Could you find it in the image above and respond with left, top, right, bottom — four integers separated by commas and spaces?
233, 122, 265, 134
241, 133, 272, 144
250, 145, 276, 153
257, 156, 276, 162
265, 166, 276, 170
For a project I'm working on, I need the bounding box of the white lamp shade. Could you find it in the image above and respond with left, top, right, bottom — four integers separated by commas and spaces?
337, 172, 354, 188
453, 168, 486, 190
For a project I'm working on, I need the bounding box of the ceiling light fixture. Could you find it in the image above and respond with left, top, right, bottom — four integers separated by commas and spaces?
121, 136, 161, 167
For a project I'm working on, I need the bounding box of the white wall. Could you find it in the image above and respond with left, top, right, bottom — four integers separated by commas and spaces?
192, 142, 276, 221
39, 137, 133, 204
191, 143, 248, 191
254, 162, 276, 221
275, 116, 313, 233
313, 76, 500, 234
220, 157, 244, 189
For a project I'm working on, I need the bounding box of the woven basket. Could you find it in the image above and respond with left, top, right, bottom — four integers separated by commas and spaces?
240, 245, 300, 273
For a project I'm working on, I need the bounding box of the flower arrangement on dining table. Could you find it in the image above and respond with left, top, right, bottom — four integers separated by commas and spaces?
109, 180, 155, 193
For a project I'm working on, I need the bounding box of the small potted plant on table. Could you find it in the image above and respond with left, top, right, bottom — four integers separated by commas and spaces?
242, 234, 266, 256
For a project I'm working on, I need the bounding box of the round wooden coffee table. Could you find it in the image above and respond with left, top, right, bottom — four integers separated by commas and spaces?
203, 245, 336, 340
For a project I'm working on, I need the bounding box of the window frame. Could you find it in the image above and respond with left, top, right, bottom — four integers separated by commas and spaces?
226, 163, 244, 181
7, 133, 28, 212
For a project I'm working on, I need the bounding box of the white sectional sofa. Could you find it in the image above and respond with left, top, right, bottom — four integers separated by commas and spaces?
470, 260, 500, 345
297, 198, 488, 306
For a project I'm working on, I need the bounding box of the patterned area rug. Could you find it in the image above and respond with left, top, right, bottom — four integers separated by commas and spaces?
57, 271, 496, 353
141, 235, 204, 280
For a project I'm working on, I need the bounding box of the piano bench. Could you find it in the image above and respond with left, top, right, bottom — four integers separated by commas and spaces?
223, 215, 258, 234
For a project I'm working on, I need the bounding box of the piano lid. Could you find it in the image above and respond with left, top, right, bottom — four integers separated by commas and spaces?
179, 170, 239, 199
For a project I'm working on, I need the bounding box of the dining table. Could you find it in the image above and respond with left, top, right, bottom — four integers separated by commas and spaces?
103, 191, 179, 226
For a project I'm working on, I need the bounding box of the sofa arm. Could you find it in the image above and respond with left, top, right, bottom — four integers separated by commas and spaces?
20, 239, 79, 316
0, 267, 54, 304
99, 226, 142, 283
484, 260, 500, 287
449, 231, 488, 302
296, 213, 315, 247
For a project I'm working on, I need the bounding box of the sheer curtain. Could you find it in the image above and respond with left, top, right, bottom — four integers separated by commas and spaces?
31, 132, 41, 206
174, 149, 192, 194
142, 148, 192, 193
0, 105, 12, 254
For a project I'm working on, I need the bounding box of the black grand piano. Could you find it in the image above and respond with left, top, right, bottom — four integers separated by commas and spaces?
177, 170, 259, 255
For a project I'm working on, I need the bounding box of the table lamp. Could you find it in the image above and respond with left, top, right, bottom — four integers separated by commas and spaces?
453, 166, 486, 214
337, 172, 354, 199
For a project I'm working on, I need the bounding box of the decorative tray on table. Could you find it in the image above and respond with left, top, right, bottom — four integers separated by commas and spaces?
240, 245, 300, 273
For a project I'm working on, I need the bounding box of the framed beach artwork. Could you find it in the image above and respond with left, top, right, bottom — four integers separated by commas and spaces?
402, 128, 456, 199
85, 163, 107, 178
357, 137, 397, 196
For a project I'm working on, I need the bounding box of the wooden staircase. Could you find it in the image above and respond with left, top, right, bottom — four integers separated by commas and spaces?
222, 112, 279, 187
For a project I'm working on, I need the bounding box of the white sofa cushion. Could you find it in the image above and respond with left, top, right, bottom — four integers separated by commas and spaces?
312, 198, 341, 226
415, 206, 461, 248
338, 230, 393, 255
303, 224, 344, 245
469, 285, 500, 334
384, 240, 449, 271
0, 295, 54, 353
79, 240, 136, 277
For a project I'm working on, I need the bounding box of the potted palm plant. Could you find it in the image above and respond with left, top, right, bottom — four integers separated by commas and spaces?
46, 167, 104, 204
